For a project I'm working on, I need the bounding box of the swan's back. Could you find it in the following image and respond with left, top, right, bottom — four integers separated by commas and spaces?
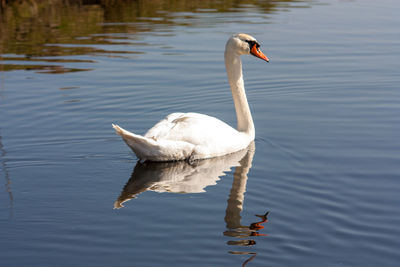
145, 112, 248, 158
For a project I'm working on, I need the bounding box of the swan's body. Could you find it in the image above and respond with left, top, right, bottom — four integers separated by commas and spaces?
113, 33, 268, 162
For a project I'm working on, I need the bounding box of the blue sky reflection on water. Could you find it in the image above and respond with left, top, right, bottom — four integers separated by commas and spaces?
1, 0, 400, 266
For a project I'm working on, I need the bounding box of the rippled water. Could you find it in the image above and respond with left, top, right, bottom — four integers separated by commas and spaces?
1, 0, 400, 266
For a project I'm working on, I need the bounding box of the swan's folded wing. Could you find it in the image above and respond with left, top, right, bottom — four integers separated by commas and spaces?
145, 113, 239, 145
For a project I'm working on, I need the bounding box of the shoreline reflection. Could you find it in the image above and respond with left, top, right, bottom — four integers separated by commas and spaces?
0, 0, 311, 73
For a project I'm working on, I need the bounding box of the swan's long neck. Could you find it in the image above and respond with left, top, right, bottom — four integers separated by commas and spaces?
225, 47, 255, 138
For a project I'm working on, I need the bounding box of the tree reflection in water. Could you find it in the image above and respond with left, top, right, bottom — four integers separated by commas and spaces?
115, 142, 269, 266
0, 0, 309, 73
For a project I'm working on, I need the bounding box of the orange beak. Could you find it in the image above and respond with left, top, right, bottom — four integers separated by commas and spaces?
250, 45, 269, 62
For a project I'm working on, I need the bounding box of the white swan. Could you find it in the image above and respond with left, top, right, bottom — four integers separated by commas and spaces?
112, 33, 268, 162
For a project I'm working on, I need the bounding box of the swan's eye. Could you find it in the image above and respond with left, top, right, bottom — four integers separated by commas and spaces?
245, 40, 260, 51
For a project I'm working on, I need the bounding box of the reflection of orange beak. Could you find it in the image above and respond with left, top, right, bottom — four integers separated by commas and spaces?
250, 45, 269, 62
250, 232, 268, 237
250, 223, 265, 230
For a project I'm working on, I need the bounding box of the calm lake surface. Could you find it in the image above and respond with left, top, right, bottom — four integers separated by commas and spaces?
1, 0, 400, 266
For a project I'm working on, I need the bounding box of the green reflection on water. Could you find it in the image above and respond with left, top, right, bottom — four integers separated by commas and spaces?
0, 0, 308, 73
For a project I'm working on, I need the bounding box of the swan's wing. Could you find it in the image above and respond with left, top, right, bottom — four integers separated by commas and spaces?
144, 112, 243, 148
144, 112, 186, 140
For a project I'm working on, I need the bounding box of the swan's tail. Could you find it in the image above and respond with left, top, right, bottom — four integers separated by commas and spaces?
112, 124, 156, 159
112, 124, 194, 162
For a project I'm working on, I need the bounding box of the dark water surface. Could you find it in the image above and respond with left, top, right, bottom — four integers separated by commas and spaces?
1, 0, 400, 266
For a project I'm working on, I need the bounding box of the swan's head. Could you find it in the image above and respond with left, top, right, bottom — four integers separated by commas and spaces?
226, 33, 269, 62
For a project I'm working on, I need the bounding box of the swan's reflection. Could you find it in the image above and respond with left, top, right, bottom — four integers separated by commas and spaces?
115, 142, 269, 266
224, 142, 269, 266
114, 144, 253, 209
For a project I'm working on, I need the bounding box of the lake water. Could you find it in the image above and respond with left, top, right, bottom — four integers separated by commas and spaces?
1, 0, 400, 266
